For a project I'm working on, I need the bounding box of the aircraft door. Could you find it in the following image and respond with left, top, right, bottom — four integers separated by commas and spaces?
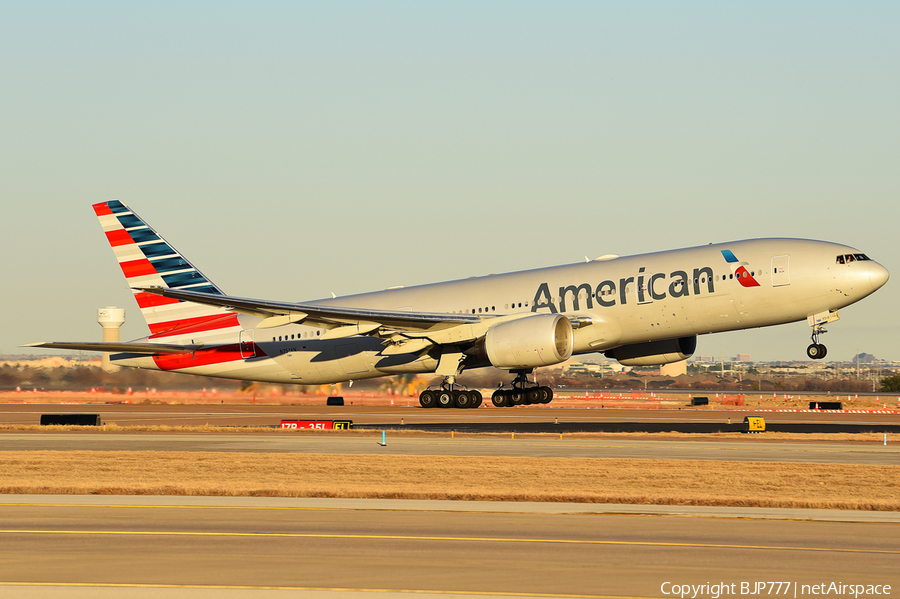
240, 330, 256, 359
772, 256, 790, 286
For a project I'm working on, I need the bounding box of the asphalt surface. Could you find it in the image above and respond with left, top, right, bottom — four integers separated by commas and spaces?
0, 496, 897, 598
2, 404, 899, 428
2, 432, 899, 464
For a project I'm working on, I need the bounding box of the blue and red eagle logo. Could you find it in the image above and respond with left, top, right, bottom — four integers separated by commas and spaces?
721, 250, 760, 287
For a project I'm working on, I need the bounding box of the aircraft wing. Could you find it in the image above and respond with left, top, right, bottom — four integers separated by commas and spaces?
24, 342, 204, 354
134, 286, 483, 333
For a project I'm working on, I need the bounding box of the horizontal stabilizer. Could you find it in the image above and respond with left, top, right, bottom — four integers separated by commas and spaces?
24, 341, 204, 354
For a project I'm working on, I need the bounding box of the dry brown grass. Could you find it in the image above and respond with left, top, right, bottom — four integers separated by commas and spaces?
1, 451, 897, 511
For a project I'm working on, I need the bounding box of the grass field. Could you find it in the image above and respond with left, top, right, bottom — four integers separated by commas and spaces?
1, 450, 897, 511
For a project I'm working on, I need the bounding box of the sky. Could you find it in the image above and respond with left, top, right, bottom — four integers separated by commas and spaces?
1, 1, 898, 363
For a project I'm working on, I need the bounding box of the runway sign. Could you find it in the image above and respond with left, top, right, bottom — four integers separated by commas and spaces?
743, 416, 765, 433
280, 420, 353, 430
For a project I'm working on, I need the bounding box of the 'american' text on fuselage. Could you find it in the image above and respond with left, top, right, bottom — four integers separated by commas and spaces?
532, 265, 727, 313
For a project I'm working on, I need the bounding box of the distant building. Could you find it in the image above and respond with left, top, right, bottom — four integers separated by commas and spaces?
735, 354, 751, 362
0, 355, 100, 368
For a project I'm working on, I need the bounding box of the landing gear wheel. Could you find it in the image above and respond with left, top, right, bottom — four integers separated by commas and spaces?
539, 386, 553, 404
808, 323, 830, 361
807, 343, 827, 360
491, 390, 508, 407
419, 390, 436, 409
509, 390, 526, 406
455, 390, 473, 409
526, 388, 543, 404
437, 390, 455, 408
472, 391, 483, 408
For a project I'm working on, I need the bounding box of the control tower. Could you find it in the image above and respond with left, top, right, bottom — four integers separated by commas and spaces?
97, 307, 125, 372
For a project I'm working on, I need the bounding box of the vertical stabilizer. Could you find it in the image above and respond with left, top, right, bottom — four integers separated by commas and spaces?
92, 200, 240, 340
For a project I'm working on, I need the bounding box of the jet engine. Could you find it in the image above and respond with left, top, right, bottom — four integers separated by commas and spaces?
481, 314, 574, 370
604, 336, 696, 367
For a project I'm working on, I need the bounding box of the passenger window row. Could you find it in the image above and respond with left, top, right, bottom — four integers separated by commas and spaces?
272, 331, 321, 342
270, 265, 781, 340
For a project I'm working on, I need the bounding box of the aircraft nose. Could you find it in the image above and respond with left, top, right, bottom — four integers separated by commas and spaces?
868, 261, 890, 292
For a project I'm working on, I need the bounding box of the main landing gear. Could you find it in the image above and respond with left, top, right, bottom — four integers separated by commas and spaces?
807, 324, 828, 360
490, 370, 553, 407
419, 383, 483, 409
419, 350, 483, 409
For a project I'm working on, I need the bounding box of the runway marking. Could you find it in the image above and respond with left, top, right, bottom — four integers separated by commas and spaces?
2, 529, 898, 555
0, 582, 653, 598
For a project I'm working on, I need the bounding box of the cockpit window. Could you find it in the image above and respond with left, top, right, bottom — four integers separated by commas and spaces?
836, 253, 871, 264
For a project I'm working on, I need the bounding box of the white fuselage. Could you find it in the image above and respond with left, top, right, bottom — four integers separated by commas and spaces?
113, 238, 888, 384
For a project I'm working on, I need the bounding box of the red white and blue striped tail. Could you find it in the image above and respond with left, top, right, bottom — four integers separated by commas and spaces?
92, 200, 241, 340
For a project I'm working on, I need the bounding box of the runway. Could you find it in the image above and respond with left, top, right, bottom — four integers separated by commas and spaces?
2, 404, 898, 428
0, 496, 897, 598
3, 402, 899, 464
1, 432, 898, 464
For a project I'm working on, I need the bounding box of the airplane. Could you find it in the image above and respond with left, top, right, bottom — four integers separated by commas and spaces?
29, 200, 889, 408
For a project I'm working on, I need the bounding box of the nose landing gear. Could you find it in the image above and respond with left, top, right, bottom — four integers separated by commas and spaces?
806, 310, 841, 360
807, 325, 828, 360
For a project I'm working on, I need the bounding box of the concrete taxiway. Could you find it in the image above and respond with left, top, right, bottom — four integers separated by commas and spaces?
1, 432, 899, 464
0, 496, 897, 598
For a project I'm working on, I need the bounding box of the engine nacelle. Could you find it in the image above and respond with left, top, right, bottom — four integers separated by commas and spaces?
483, 314, 574, 370
604, 336, 696, 367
